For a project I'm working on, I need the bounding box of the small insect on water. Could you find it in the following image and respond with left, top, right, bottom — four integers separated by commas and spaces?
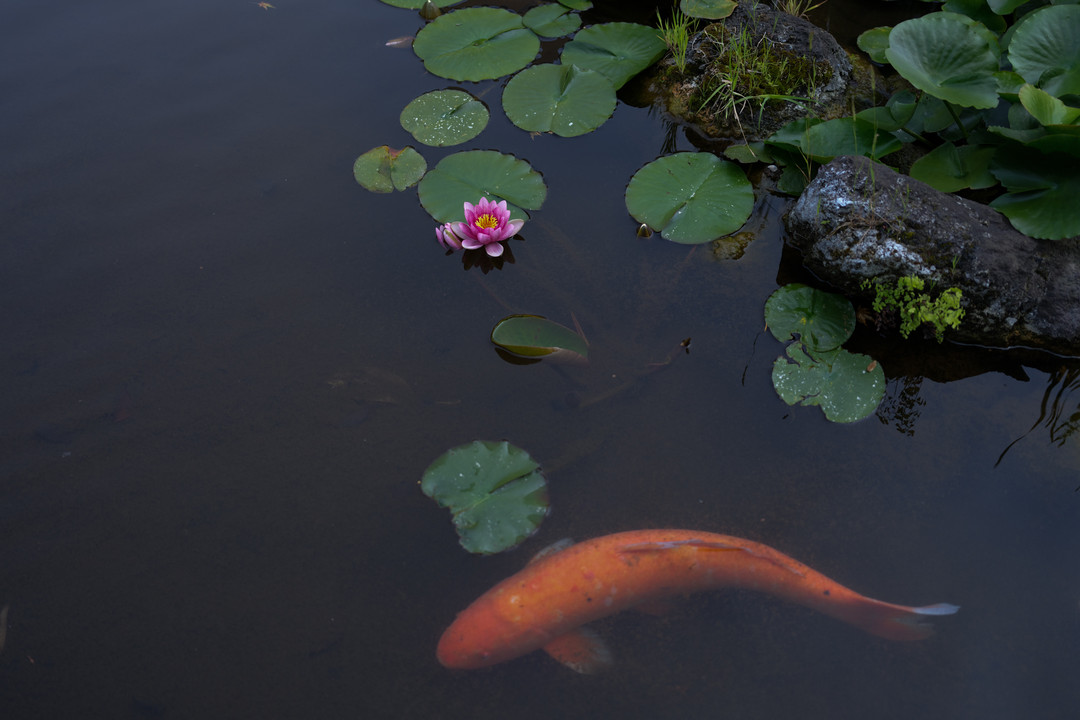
254, 2, 274, 9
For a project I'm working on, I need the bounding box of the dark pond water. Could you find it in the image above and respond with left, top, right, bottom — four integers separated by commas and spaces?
2, 0, 1079, 718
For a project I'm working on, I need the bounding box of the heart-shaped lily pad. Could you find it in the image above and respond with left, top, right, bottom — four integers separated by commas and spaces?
491, 314, 589, 364
771, 344, 886, 423
625, 152, 754, 244
560, 22, 667, 89
413, 7, 540, 82
502, 64, 616, 137
421, 440, 550, 554
418, 150, 547, 223
523, 3, 582, 38
764, 284, 855, 353
400, 89, 489, 147
353, 146, 427, 193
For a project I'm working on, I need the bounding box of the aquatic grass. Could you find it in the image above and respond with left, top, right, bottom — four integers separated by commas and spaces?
774, 0, 827, 20
656, 7, 696, 74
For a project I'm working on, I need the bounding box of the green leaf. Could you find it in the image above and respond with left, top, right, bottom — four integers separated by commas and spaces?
560, 23, 667, 89
421, 440, 549, 555
942, 0, 1007, 34
625, 152, 755, 244
502, 64, 616, 137
1019, 84, 1080, 126
523, 3, 582, 38
857, 26, 891, 65
399, 90, 489, 147
990, 146, 1080, 239
1008, 5, 1080, 98
379, 0, 461, 8
766, 117, 902, 163
413, 7, 540, 82
418, 150, 547, 223
680, 0, 737, 20
910, 141, 998, 191
771, 344, 886, 423
490, 315, 589, 364
764, 284, 856, 353
352, 146, 427, 193
557, 0, 592, 9
885, 12, 1001, 109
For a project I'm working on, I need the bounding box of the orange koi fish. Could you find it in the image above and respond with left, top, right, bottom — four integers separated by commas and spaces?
437, 530, 958, 672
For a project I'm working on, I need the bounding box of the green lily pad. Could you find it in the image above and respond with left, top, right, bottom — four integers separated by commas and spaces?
413, 7, 540, 82
625, 152, 754, 244
856, 26, 891, 65
1018, 84, 1080, 127
942, 0, 1006, 35
379, 0, 461, 8
680, 0, 737, 20
885, 12, 1001, 109
990, 146, 1080, 240
421, 440, 549, 555
352, 146, 427, 193
764, 284, 855, 353
491, 314, 588, 364
523, 3, 582, 38
772, 344, 886, 423
418, 150, 547, 223
557, 0, 592, 9
502, 64, 616, 137
772, 116, 904, 162
560, 23, 667, 89
1008, 5, 1080, 98
400, 90, 489, 147
910, 141, 997, 192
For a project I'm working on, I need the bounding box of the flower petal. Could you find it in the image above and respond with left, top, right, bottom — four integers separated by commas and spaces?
505, 219, 525, 236
485, 241, 505, 257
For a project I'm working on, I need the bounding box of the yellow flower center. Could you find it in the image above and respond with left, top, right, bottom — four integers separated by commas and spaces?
474, 213, 499, 230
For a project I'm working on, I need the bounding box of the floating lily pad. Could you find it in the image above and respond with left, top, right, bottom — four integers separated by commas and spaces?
400, 90, 489, 147
681, 0, 737, 20
413, 7, 540, 82
523, 3, 582, 38
910, 141, 997, 192
421, 440, 550, 554
560, 22, 667, 89
772, 344, 886, 423
625, 152, 754, 244
502, 64, 616, 137
764, 284, 855, 353
885, 12, 1001, 109
491, 314, 588, 364
1008, 5, 1080, 98
353, 146, 427, 193
418, 150, 547, 223
557, 0, 592, 9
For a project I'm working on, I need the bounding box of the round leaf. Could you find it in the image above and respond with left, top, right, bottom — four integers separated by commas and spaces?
681, 0, 737, 20
491, 314, 589, 364
910, 141, 997, 192
502, 64, 616, 137
625, 152, 754, 244
400, 89, 489, 147
856, 27, 891, 65
772, 345, 886, 423
884, 12, 1001, 109
1008, 5, 1080, 98
523, 3, 582, 38
413, 7, 540, 82
418, 150, 547, 223
353, 146, 427, 193
764, 284, 856, 352
421, 440, 550, 554
560, 23, 667, 89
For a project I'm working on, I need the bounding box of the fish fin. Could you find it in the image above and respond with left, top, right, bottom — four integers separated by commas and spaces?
542, 627, 613, 674
862, 601, 960, 641
911, 603, 961, 616
528, 538, 574, 565
619, 540, 806, 577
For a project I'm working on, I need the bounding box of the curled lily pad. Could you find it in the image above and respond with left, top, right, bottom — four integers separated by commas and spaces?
560, 22, 667, 89
418, 150, 546, 224
491, 314, 588, 365
413, 7, 540, 82
772, 344, 886, 423
353, 146, 427, 193
765, 284, 855, 353
625, 152, 754, 244
523, 3, 582, 38
400, 89, 489, 147
421, 440, 550, 554
502, 64, 616, 137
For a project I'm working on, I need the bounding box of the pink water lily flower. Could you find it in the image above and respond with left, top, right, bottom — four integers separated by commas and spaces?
435, 222, 463, 251
453, 197, 525, 258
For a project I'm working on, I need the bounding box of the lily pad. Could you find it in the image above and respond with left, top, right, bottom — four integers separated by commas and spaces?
990, 146, 1080, 240
1008, 5, 1080, 98
910, 141, 997, 192
421, 440, 550, 554
625, 152, 754, 244
502, 64, 616, 137
353, 146, 427, 193
856, 26, 891, 65
772, 344, 886, 423
885, 12, 1001, 109
557, 0, 592, 9
560, 23, 667, 89
681, 0, 737, 20
523, 3, 582, 38
491, 314, 588, 364
379, 0, 461, 8
400, 90, 489, 147
1019, 84, 1080, 127
413, 7, 540, 82
764, 284, 855, 353
418, 150, 547, 223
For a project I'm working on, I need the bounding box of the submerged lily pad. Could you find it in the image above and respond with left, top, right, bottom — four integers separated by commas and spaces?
418, 150, 547, 223
502, 64, 616, 137
413, 7, 540, 82
491, 314, 588, 364
764, 284, 855, 352
353, 146, 427, 193
625, 152, 754, 244
421, 440, 550, 554
772, 344, 886, 423
400, 89, 489, 147
523, 3, 582, 38
560, 22, 667, 89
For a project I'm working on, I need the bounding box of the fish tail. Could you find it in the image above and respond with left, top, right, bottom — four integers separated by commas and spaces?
855, 600, 960, 641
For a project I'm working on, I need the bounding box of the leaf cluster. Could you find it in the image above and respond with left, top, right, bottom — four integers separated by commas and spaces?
863, 276, 965, 342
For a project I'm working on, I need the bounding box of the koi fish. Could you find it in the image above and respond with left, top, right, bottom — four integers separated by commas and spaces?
437, 530, 958, 673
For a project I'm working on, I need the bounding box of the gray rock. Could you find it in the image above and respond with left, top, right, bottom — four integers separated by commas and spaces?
784, 156, 1080, 356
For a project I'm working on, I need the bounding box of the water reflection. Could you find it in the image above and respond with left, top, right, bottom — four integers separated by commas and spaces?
997, 363, 1080, 467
